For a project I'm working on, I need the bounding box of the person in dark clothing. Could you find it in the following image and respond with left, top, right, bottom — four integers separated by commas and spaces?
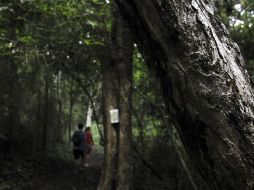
71, 123, 85, 173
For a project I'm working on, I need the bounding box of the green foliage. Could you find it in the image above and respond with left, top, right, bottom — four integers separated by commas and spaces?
0, 0, 108, 152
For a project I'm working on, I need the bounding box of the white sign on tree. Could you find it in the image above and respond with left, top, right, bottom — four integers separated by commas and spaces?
86, 106, 93, 127
110, 109, 119, 124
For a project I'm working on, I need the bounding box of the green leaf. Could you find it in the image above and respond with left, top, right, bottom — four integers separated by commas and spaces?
19, 35, 35, 44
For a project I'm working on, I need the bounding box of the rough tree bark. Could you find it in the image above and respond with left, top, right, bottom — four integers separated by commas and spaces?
115, 0, 254, 189
117, 13, 133, 190
98, 7, 133, 190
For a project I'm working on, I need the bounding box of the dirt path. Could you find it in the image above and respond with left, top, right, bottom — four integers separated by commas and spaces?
0, 145, 103, 190
30, 151, 102, 190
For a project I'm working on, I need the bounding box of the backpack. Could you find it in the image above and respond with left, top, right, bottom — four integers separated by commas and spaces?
72, 131, 82, 146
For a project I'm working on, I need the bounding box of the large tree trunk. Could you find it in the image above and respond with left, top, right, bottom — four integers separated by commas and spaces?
98, 55, 118, 190
115, 0, 254, 189
98, 7, 133, 190
116, 13, 133, 190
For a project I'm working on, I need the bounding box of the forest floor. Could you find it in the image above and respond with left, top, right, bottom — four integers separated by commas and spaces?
0, 146, 102, 190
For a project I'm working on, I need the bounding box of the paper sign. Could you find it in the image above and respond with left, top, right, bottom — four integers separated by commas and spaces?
110, 109, 119, 124
86, 106, 93, 127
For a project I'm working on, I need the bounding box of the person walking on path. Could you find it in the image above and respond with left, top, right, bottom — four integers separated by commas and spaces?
71, 123, 86, 173
84, 127, 94, 167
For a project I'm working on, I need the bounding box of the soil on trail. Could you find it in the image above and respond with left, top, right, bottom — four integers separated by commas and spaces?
31, 151, 102, 190
0, 148, 102, 190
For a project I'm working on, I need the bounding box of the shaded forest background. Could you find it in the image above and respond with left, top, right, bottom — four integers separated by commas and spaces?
0, 0, 254, 190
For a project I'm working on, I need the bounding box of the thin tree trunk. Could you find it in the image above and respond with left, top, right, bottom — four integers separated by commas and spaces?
156, 104, 199, 190
68, 100, 73, 143
171, 127, 198, 190
33, 85, 42, 154
6, 5, 19, 139
115, 0, 254, 189
7, 62, 17, 139
56, 70, 63, 143
42, 74, 49, 150
68, 80, 74, 143
134, 111, 145, 150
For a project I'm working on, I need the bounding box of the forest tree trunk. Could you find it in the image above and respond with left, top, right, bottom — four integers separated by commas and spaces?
56, 70, 63, 143
115, 10, 133, 190
115, 0, 254, 189
5, 3, 20, 139
33, 84, 42, 154
42, 73, 49, 150
98, 7, 133, 190
68, 80, 74, 143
